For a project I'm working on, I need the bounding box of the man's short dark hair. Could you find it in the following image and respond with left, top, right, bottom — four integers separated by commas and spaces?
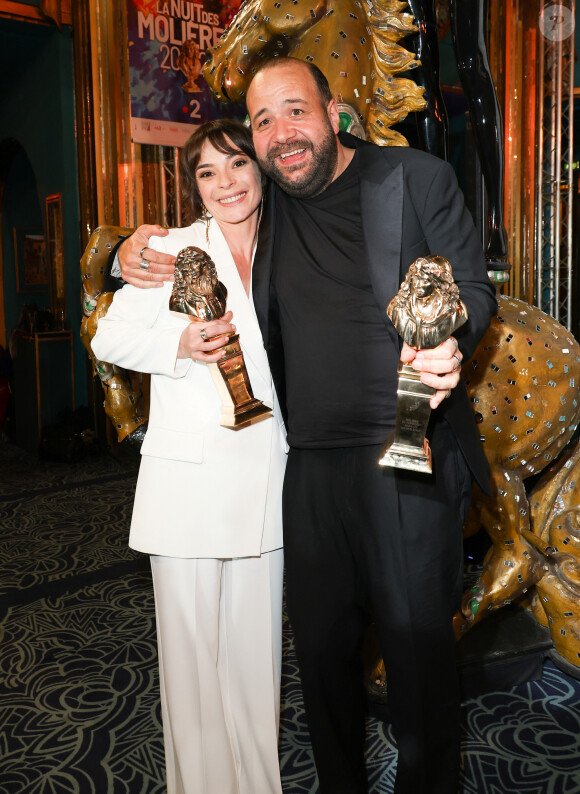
250, 57, 333, 107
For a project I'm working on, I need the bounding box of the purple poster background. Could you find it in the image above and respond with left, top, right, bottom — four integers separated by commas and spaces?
127, 0, 243, 146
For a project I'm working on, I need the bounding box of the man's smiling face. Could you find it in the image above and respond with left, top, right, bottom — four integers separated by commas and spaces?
246, 60, 340, 198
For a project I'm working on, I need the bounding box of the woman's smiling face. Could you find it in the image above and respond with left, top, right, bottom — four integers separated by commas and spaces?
195, 138, 262, 228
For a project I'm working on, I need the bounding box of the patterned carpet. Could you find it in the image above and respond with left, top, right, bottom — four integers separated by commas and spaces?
0, 440, 579, 794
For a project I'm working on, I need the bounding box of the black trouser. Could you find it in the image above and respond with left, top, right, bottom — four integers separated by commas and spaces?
282, 423, 472, 794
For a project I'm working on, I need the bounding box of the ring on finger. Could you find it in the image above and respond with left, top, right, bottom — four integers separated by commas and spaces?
449, 336, 459, 354
139, 259, 150, 271
139, 246, 147, 257
452, 353, 462, 371
200, 328, 208, 341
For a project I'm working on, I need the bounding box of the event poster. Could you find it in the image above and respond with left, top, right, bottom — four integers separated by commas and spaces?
127, 0, 244, 146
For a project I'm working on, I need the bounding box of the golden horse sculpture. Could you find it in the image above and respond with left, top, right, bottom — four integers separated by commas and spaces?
203, 0, 427, 145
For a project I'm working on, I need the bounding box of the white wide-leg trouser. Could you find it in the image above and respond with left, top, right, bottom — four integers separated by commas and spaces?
150, 550, 284, 794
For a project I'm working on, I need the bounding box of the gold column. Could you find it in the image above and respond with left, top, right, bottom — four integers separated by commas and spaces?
487, 0, 542, 303
77, 0, 167, 229
519, 2, 541, 304
72, 0, 98, 249
488, 0, 576, 317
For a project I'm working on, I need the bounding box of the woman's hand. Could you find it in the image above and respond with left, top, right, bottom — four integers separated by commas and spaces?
119, 225, 176, 287
400, 337, 463, 409
177, 312, 236, 363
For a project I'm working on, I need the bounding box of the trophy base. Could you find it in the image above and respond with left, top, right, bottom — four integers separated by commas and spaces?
208, 342, 272, 430
378, 436, 432, 474
220, 398, 272, 429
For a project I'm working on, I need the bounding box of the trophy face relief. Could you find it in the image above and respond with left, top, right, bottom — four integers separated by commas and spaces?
387, 255, 467, 351
169, 246, 228, 321
379, 255, 468, 473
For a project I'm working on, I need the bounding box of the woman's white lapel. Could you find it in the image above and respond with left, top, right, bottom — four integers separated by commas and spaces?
200, 220, 271, 390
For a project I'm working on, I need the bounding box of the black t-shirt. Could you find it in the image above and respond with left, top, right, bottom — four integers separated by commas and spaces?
273, 152, 399, 448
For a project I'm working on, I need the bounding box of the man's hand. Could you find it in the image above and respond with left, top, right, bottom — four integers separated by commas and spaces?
119, 225, 176, 288
177, 312, 236, 363
400, 337, 463, 409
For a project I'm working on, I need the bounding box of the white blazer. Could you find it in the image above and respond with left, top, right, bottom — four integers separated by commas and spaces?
92, 220, 287, 558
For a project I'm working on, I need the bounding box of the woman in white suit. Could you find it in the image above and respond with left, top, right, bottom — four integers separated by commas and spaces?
91, 120, 287, 794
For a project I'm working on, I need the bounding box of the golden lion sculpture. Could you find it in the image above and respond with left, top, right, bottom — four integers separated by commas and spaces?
80, 227, 147, 445
525, 439, 580, 669
455, 295, 580, 670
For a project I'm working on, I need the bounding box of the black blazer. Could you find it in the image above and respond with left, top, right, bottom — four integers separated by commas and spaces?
252, 133, 498, 493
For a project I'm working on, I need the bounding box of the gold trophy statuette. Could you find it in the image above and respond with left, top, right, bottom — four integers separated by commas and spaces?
379, 255, 467, 473
176, 40, 203, 92
170, 246, 272, 429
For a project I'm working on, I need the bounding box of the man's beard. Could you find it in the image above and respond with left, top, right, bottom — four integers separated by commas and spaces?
259, 124, 338, 198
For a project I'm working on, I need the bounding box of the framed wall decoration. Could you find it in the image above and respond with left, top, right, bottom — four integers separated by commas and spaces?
13, 227, 48, 293
46, 193, 66, 319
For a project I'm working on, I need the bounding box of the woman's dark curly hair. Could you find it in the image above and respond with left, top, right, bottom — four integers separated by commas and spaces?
179, 119, 260, 225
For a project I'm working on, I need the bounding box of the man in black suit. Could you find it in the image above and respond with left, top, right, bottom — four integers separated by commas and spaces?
117, 58, 497, 794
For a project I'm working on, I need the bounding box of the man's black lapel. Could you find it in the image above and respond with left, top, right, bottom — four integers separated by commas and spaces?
252, 181, 276, 346
358, 149, 404, 347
